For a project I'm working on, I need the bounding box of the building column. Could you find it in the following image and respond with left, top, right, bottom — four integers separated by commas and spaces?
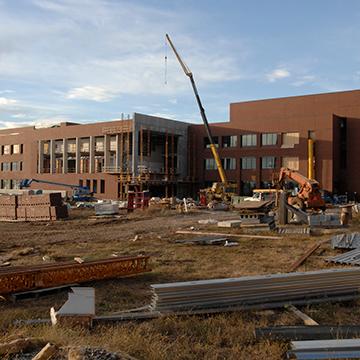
115, 134, 120, 171
89, 136, 95, 173
38, 140, 43, 174
104, 135, 110, 171
50, 139, 55, 174
63, 138, 68, 174
75, 137, 80, 173
132, 129, 138, 177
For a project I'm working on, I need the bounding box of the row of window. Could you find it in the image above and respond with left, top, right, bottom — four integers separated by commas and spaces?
79, 179, 106, 194
0, 179, 20, 190
42, 136, 131, 155
1, 161, 23, 172
204, 156, 299, 171
1, 144, 23, 155
204, 132, 300, 149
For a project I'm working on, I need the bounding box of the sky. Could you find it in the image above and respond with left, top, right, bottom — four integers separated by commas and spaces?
1, 0, 360, 129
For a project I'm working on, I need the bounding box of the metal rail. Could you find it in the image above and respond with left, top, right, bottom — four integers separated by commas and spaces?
0, 255, 150, 294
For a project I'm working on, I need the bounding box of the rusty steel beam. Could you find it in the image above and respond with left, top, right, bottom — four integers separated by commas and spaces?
0, 255, 150, 295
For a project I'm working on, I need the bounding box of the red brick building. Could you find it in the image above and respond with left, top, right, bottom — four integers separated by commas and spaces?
1, 90, 360, 199
189, 90, 360, 195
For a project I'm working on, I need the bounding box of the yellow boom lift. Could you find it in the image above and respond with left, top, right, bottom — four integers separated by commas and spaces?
166, 34, 236, 201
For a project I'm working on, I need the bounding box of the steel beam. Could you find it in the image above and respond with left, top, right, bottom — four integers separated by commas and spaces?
0, 256, 150, 295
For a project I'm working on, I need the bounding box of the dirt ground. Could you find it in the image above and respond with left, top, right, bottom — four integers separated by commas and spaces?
1, 208, 360, 359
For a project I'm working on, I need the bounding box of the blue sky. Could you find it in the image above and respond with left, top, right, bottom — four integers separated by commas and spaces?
1, 0, 360, 129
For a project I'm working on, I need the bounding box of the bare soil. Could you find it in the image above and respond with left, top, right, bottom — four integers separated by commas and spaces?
0, 208, 359, 359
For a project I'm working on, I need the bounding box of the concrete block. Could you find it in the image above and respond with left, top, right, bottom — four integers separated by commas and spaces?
94, 203, 119, 216
218, 220, 242, 228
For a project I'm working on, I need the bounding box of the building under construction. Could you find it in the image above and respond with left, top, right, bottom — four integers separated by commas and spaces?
2, 89, 360, 198
0, 113, 190, 199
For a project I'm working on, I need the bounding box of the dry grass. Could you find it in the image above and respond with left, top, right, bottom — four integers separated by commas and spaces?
0, 208, 359, 359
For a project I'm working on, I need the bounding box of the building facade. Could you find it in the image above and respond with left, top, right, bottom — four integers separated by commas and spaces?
0, 113, 190, 199
1, 90, 360, 199
189, 90, 360, 195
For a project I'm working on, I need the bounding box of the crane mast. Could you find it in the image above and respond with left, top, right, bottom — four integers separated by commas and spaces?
165, 34, 227, 184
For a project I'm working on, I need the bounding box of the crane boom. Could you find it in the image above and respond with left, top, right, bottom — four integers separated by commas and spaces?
165, 34, 227, 184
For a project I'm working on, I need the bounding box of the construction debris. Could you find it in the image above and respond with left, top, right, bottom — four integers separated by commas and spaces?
10, 284, 78, 302
51, 287, 95, 327
285, 304, 319, 326
287, 339, 360, 359
254, 326, 360, 341
176, 230, 282, 240
331, 232, 360, 249
32, 342, 58, 360
0, 255, 150, 295
217, 220, 242, 228
278, 226, 311, 235
326, 248, 360, 266
149, 268, 360, 313
0, 338, 46, 356
0, 193, 68, 221
288, 240, 329, 272
175, 236, 229, 245
94, 202, 119, 216
307, 213, 342, 227
198, 219, 218, 225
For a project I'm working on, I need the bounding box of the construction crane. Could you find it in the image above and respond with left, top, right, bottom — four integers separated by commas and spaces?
19, 178, 93, 202
165, 34, 235, 201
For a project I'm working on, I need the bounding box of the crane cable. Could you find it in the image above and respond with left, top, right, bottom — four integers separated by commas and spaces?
164, 35, 168, 85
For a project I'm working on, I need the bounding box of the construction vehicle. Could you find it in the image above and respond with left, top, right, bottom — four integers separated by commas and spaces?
166, 34, 236, 202
277, 167, 325, 210
19, 178, 93, 202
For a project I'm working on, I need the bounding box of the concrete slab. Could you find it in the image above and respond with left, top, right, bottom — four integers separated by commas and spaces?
57, 287, 95, 316
217, 220, 242, 228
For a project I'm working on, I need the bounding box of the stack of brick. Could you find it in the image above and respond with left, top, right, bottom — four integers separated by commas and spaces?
0, 193, 68, 221
0, 195, 17, 221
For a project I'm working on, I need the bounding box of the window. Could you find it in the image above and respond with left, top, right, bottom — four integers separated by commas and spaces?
13, 144, 20, 154
79, 179, 83, 187
95, 137, 104, 152
204, 137, 219, 148
262, 133, 277, 146
221, 158, 236, 170
262, 156, 276, 169
110, 136, 117, 151
100, 180, 105, 194
241, 157, 256, 169
282, 156, 299, 170
222, 135, 237, 148
241, 181, 257, 196
93, 179, 97, 193
86, 179, 91, 189
204, 158, 217, 170
80, 138, 90, 152
54, 140, 63, 153
12, 162, 19, 171
3, 145, 11, 155
67, 140, 76, 153
241, 134, 257, 147
1, 162, 11, 171
282, 132, 299, 148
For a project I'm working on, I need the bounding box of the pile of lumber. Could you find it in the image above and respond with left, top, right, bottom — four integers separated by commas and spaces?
0, 193, 68, 221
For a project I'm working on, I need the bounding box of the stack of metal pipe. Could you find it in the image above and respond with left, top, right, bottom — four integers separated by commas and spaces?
150, 268, 360, 313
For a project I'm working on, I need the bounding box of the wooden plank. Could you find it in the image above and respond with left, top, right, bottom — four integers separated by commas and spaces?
285, 304, 319, 326
288, 239, 329, 272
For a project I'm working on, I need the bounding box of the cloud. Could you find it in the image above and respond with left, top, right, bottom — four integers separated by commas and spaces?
291, 75, 316, 87
66, 86, 117, 102
266, 68, 291, 82
0, 97, 17, 106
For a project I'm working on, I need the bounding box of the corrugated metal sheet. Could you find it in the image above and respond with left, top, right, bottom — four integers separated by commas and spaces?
331, 233, 360, 249
326, 248, 360, 266
150, 268, 360, 313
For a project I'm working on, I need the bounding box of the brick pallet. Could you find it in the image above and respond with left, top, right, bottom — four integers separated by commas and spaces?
0, 193, 68, 222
